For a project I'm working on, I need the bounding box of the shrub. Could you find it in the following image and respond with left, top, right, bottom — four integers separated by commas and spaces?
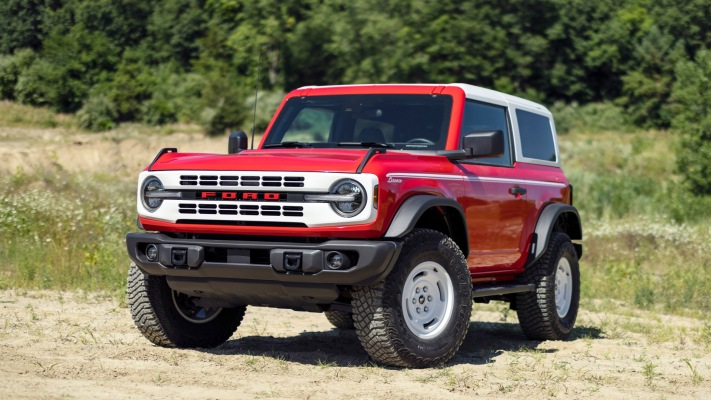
13, 59, 56, 106
243, 89, 286, 133
671, 49, 711, 196
76, 95, 117, 131
0, 48, 37, 100
199, 75, 247, 136
551, 101, 633, 134
105, 50, 156, 121
141, 70, 206, 125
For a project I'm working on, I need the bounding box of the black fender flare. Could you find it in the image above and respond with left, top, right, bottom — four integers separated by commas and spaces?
527, 203, 583, 266
384, 195, 469, 255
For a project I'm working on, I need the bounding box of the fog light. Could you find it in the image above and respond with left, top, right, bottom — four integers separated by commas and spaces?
146, 244, 158, 261
325, 251, 351, 270
327, 252, 343, 269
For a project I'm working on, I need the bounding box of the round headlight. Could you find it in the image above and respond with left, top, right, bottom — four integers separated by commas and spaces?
330, 179, 366, 217
141, 176, 164, 212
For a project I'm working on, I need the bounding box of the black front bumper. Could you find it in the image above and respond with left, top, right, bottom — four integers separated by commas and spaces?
126, 232, 401, 310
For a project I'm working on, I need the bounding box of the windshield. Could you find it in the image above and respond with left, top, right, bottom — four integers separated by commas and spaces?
263, 94, 453, 150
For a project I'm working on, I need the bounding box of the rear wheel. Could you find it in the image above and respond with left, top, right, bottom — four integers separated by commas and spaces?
516, 232, 580, 340
352, 229, 472, 368
127, 263, 246, 348
324, 310, 355, 329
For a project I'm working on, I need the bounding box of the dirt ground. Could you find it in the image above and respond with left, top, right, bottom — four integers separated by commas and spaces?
0, 290, 708, 400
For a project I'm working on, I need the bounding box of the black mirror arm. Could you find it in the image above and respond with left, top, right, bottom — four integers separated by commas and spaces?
437, 148, 474, 161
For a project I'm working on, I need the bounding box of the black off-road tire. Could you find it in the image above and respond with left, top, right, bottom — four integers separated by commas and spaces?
516, 232, 580, 340
324, 310, 355, 329
352, 229, 472, 368
127, 263, 246, 348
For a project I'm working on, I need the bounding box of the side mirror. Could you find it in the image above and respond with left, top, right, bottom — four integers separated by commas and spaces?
463, 130, 504, 158
437, 130, 505, 161
228, 130, 248, 154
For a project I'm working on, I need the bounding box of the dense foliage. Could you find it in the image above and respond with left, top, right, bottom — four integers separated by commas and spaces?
0, 0, 708, 131
671, 50, 711, 196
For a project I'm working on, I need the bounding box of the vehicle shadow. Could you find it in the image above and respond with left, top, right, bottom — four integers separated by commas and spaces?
205, 321, 603, 368
449, 321, 602, 366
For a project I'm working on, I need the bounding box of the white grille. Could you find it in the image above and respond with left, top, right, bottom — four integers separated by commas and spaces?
178, 203, 304, 217
137, 170, 378, 227
179, 175, 304, 188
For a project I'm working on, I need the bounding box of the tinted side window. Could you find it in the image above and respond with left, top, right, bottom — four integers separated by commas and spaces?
461, 101, 510, 166
517, 109, 556, 162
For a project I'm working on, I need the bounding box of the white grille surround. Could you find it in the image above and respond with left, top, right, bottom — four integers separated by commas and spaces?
136, 171, 379, 227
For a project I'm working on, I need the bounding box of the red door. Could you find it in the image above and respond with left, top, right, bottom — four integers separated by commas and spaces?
456, 100, 535, 276
459, 164, 534, 272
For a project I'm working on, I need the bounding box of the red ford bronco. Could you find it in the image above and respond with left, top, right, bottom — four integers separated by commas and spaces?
126, 84, 582, 368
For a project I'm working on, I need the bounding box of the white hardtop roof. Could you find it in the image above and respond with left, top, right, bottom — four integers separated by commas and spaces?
450, 83, 549, 113
297, 83, 550, 114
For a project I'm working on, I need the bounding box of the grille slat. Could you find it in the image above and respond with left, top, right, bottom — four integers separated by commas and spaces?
178, 203, 304, 217
179, 175, 306, 188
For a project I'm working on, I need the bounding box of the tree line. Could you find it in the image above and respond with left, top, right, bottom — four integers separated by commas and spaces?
0, 0, 708, 135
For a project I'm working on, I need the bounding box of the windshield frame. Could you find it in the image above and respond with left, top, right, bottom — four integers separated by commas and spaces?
262, 94, 454, 151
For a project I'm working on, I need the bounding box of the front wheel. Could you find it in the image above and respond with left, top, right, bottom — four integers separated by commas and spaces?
127, 263, 246, 348
516, 232, 580, 340
352, 229, 472, 368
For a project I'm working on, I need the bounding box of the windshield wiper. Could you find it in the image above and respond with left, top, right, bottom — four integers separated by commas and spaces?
263, 141, 312, 148
337, 142, 395, 149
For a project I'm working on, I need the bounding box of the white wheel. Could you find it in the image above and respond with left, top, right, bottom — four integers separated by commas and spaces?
352, 229, 472, 368
554, 258, 573, 318
401, 261, 455, 339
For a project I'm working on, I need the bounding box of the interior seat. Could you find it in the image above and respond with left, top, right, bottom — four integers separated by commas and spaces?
358, 127, 386, 143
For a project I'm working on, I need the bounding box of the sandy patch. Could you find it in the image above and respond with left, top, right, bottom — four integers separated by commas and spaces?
0, 290, 708, 399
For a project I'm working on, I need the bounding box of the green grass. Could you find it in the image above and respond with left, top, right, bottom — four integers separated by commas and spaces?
580, 220, 710, 317
0, 101, 76, 131
0, 167, 135, 295
559, 129, 711, 318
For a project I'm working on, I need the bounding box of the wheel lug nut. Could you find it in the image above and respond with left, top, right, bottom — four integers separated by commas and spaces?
424, 306, 429, 312
427, 295, 432, 301
412, 298, 416, 304
416, 307, 421, 313
423, 286, 428, 293
416, 288, 420, 293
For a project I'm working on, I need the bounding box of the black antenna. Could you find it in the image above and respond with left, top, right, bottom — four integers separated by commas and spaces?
250, 52, 262, 150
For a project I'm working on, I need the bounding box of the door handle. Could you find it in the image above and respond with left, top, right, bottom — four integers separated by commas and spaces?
508, 187, 526, 197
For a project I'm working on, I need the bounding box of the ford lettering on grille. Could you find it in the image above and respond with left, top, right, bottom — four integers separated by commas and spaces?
199, 191, 282, 201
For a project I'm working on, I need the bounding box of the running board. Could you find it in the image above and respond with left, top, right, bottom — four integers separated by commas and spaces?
471, 283, 535, 298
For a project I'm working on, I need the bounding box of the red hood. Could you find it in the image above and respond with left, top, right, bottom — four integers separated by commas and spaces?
148, 149, 368, 173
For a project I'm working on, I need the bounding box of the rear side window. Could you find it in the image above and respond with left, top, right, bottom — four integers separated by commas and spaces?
516, 109, 556, 162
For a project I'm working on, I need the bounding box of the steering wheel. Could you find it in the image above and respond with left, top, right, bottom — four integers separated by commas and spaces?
406, 138, 435, 145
